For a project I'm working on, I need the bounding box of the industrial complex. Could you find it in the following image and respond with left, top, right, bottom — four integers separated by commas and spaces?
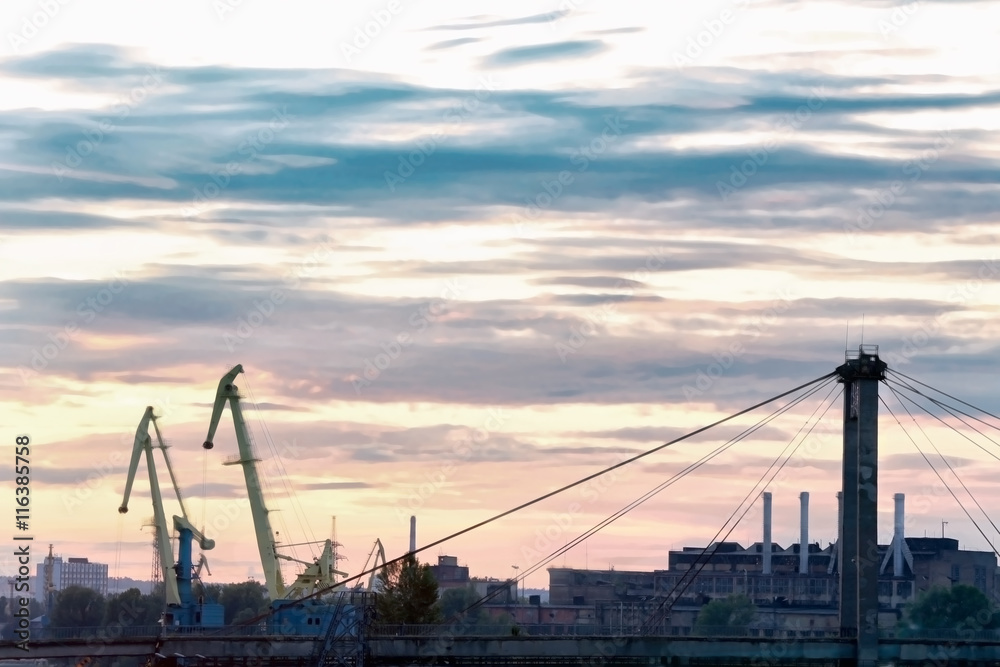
433, 490, 1000, 633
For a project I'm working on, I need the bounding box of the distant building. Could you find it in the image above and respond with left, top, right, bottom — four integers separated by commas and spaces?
36, 555, 109, 598
427, 555, 516, 602
469, 578, 517, 604
543, 492, 1000, 633
428, 555, 470, 590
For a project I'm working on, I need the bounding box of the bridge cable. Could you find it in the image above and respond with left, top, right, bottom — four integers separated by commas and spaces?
114, 515, 124, 595
641, 382, 841, 633
886, 375, 1000, 459
440, 375, 839, 627
889, 369, 1000, 424
641, 380, 842, 633
886, 370, 1000, 436
886, 379, 1000, 465
297, 372, 837, 598
228, 371, 838, 628
243, 372, 321, 557
881, 386, 1000, 559
885, 384, 1000, 547
239, 372, 310, 566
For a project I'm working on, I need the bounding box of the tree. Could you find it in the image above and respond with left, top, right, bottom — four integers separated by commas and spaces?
694, 594, 756, 633
196, 582, 224, 605
218, 581, 268, 625
439, 586, 493, 626
29, 598, 44, 619
905, 584, 997, 631
376, 554, 442, 625
103, 588, 162, 628
49, 586, 106, 628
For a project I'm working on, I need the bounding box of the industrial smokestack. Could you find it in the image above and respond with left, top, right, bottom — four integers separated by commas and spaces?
894, 494, 905, 577
799, 492, 809, 575
837, 491, 843, 571
827, 491, 844, 575
409, 515, 416, 554
763, 491, 772, 575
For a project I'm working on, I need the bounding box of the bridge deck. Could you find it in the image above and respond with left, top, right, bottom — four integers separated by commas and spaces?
6, 630, 1000, 666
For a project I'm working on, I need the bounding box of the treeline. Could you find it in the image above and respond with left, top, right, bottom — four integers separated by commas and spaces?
6, 555, 515, 633
374, 554, 514, 628
0, 581, 270, 631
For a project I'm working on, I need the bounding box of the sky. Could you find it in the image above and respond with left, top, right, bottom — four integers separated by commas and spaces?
1, 0, 1000, 596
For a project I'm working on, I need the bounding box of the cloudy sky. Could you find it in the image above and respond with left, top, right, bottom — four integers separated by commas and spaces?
2, 0, 1000, 594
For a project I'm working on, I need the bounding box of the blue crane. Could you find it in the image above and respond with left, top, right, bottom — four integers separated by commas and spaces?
119, 406, 224, 627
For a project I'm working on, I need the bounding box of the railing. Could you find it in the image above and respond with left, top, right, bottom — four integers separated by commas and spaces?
878, 628, 1000, 641
682, 626, 846, 639
33, 624, 274, 641
368, 624, 848, 639
370, 624, 612, 637
36, 626, 165, 641
31, 624, 1000, 643
370, 624, 1000, 642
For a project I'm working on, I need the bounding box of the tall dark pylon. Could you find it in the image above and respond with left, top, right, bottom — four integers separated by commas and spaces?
836, 345, 886, 666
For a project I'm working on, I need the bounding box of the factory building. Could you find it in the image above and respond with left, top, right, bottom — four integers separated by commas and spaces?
429, 555, 517, 603
543, 491, 1000, 633
429, 555, 470, 590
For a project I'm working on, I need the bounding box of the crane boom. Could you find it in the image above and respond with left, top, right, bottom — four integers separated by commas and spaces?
367, 539, 386, 591
119, 406, 181, 607
151, 412, 188, 519
120, 407, 218, 624
119, 406, 154, 513
202, 364, 285, 600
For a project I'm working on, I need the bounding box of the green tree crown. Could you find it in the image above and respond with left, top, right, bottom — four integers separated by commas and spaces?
375, 555, 442, 625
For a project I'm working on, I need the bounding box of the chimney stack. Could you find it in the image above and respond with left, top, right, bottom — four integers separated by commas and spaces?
762, 492, 772, 575
837, 491, 844, 571
893, 494, 905, 577
799, 491, 809, 575
409, 515, 417, 554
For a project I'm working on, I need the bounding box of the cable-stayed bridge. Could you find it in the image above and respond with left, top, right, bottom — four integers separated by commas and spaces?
4, 345, 1000, 667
